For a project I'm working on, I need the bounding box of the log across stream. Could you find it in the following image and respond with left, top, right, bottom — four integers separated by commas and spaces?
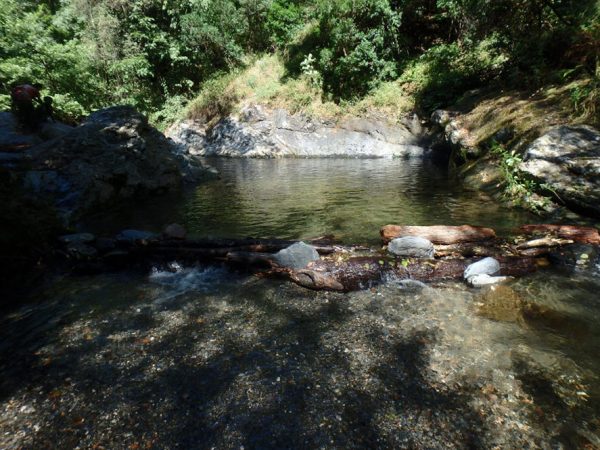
59, 224, 600, 292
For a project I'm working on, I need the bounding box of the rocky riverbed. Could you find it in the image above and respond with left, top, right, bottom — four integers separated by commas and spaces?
1, 268, 599, 449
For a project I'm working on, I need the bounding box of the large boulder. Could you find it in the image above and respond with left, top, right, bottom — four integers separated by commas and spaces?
0, 111, 42, 151
167, 104, 428, 158
273, 242, 320, 269
24, 106, 212, 218
463, 257, 500, 280
520, 125, 600, 218
387, 236, 435, 258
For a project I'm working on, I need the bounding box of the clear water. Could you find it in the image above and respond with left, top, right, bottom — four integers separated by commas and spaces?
85, 158, 534, 243
2, 158, 600, 449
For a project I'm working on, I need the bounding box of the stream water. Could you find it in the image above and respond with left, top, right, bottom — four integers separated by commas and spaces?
1, 159, 600, 449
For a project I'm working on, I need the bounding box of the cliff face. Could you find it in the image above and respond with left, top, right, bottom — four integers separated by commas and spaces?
167, 104, 431, 159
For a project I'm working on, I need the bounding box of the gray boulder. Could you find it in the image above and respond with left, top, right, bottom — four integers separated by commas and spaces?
464, 257, 501, 280
520, 125, 600, 218
273, 242, 320, 269
388, 236, 435, 258
37, 121, 74, 141
167, 104, 428, 158
0, 111, 42, 150
24, 106, 214, 218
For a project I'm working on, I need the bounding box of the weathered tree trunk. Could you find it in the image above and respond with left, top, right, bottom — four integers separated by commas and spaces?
271, 255, 539, 292
381, 225, 496, 244
517, 225, 600, 245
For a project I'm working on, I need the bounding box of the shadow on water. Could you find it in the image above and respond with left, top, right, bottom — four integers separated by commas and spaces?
1, 274, 493, 449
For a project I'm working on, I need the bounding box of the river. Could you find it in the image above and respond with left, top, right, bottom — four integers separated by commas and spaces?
1, 158, 599, 449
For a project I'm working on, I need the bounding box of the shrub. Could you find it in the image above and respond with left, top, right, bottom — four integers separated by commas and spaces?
400, 38, 508, 112
287, 0, 402, 100
185, 72, 240, 123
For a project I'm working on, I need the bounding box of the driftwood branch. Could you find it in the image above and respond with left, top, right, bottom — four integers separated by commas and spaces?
517, 225, 600, 245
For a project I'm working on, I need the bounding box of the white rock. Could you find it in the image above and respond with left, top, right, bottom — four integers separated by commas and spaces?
464, 257, 500, 280
467, 274, 512, 287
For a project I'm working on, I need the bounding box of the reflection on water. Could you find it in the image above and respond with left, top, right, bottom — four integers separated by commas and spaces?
86, 158, 534, 243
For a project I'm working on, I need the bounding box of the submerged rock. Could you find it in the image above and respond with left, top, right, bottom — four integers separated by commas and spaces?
167, 105, 428, 158
520, 125, 600, 218
387, 236, 435, 258
464, 257, 501, 281
477, 284, 592, 339
475, 285, 525, 322
547, 243, 600, 275
65, 242, 98, 259
273, 242, 320, 269
388, 278, 429, 291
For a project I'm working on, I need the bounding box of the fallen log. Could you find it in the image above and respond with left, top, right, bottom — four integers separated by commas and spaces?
517, 225, 600, 245
381, 225, 496, 245
147, 237, 336, 255
271, 255, 539, 292
434, 242, 505, 258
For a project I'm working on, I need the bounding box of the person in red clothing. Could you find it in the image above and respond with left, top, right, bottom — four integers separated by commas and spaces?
10, 83, 42, 130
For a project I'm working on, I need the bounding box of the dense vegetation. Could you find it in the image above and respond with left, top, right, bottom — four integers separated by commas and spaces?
1, 0, 598, 125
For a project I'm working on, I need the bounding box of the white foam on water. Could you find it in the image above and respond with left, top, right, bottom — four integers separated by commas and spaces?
148, 262, 229, 303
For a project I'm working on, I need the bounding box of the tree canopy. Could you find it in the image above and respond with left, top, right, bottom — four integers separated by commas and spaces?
1, 0, 597, 121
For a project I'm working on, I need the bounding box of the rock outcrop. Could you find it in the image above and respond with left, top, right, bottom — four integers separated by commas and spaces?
520, 125, 600, 218
23, 106, 214, 219
0, 111, 41, 151
167, 105, 429, 158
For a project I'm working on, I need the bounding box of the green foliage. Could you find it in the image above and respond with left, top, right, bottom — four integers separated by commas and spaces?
0, 0, 100, 120
0, 0, 275, 121
400, 38, 508, 111
300, 53, 322, 88
1, 0, 597, 121
265, 0, 307, 49
490, 140, 551, 211
287, 0, 402, 99
186, 71, 240, 122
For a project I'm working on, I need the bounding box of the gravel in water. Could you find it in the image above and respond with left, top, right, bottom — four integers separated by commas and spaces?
1, 266, 599, 449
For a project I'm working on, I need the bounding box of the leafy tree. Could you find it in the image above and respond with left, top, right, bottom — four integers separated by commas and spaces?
287, 0, 403, 99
